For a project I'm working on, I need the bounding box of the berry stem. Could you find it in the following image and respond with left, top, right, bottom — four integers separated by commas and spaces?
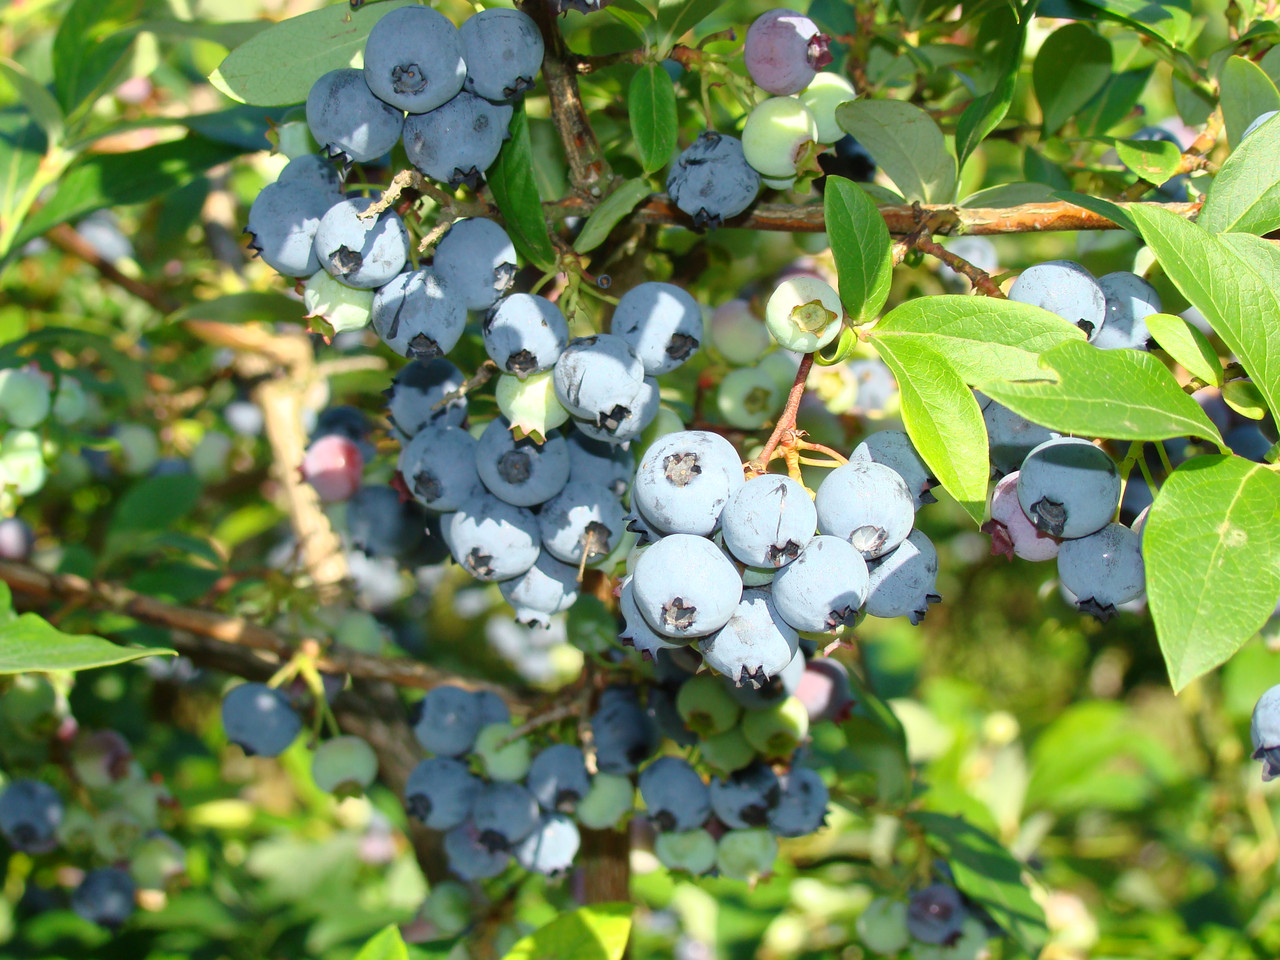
747, 352, 814, 477
913, 237, 1006, 298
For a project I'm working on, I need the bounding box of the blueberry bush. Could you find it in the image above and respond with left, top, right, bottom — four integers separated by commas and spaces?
2, 0, 1280, 957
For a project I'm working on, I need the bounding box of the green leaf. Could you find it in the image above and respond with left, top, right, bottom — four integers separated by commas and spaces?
628, 65, 679, 175
1032, 24, 1112, 136
501, 904, 633, 960
573, 179, 651, 254
352, 926, 409, 960
1199, 112, 1280, 235
1071, 0, 1194, 47
824, 176, 892, 325
1114, 136, 1183, 184
109, 475, 203, 536
52, 0, 141, 118
977, 340, 1225, 445
209, 0, 414, 107
1145, 312, 1222, 386
956, 68, 1018, 170
606, 0, 657, 42
0, 58, 63, 144
1051, 190, 1139, 235
1077, 67, 1155, 137
911, 812, 1048, 956
869, 336, 989, 521
1173, 71, 1216, 126
1128, 206, 1280, 423
834, 100, 957, 203
1219, 55, 1280, 149
658, 0, 722, 48
873, 295, 1085, 384
1146, 455, 1280, 692
14, 135, 247, 249
170, 292, 307, 325
0, 614, 174, 674
1222, 379, 1268, 419
0, 116, 48, 260
489, 103, 557, 272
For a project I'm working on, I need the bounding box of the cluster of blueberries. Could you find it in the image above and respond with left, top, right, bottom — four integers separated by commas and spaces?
0, 679, 182, 929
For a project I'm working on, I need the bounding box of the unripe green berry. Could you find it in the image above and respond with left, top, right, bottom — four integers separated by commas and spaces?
275, 118, 321, 160
765, 276, 845, 353
575, 772, 634, 829
304, 270, 374, 335
91, 807, 144, 861
53, 376, 87, 425
1, 430, 46, 495
797, 73, 858, 144
761, 174, 798, 191
857, 898, 911, 955
191, 430, 233, 483
716, 827, 778, 881
655, 828, 717, 875
56, 805, 97, 852
676, 674, 742, 737
0, 368, 51, 428
742, 695, 810, 760
699, 727, 756, 774
717, 366, 786, 429
759, 350, 801, 391
742, 97, 819, 179
711, 300, 772, 365
424, 880, 472, 935
472, 722, 532, 782
1, 674, 58, 741
311, 735, 378, 795
495, 370, 570, 440
129, 832, 186, 890
116, 423, 159, 476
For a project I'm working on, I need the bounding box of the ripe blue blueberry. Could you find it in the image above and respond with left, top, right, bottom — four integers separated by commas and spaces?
411, 685, 482, 756
666, 131, 761, 228
72, 867, 136, 928
314, 198, 410, 290
697, 587, 800, 688
362, 6, 467, 114
1017, 436, 1120, 539
1056, 521, 1145, 620
611, 282, 702, 376
398, 425, 481, 512
771, 534, 869, 632
632, 534, 743, 639
347, 484, 426, 558
720, 474, 817, 568
851, 430, 936, 509
632, 430, 746, 537
460, 9, 545, 102
709, 760, 782, 828
982, 397, 1059, 477
567, 431, 634, 497
1008, 260, 1106, 341
515, 813, 580, 876
638, 756, 712, 832
573, 375, 661, 445
371, 268, 466, 358
1251, 684, 1280, 781
618, 575, 687, 659
447, 492, 541, 581
475, 418, 570, 507
221, 683, 301, 758
471, 781, 540, 852
245, 165, 342, 277
526, 743, 591, 811
405, 756, 481, 830
433, 217, 518, 311
592, 686, 659, 774
0, 778, 62, 853
768, 767, 828, 837
553, 334, 648, 435
906, 884, 967, 945
815, 460, 915, 559
864, 529, 941, 625
306, 69, 405, 163
444, 820, 511, 880
498, 552, 581, 627
483, 294, 570, 379
1094, 271, 1161, 351
403, 92, 513, 188
386, 358, 467, 439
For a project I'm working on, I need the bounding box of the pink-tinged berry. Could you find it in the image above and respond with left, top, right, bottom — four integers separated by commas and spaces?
300, 434, 364, 502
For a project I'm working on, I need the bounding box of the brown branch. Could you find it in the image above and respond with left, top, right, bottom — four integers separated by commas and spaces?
747, 352, 815, 478
915, 237, 1006, 297
522, 0, 608, 195
0, 559, 528, 707
44, 223, 180, 313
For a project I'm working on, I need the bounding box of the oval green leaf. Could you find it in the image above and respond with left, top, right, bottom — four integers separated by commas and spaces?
1219, 55, 1280, 149
628, 64, 678, 175
353, 926, 409, 960
502, 903, 633, 960
1146, 455, 1280, 692
1145, 312, 1222, 387
209, 0, 414, 107
834, 99, 957, 203
1199, 111, 1280, 235
870, 336, 989, 522
1032, 24, 1112, 136
573, 178, 651, 254
0, 613, 174, 674
977, 339, 1226, 445
1222, 379, 1268, 419
489, 103, 557, 272
1114, 136, 1182, 184
824, 176, 892, 325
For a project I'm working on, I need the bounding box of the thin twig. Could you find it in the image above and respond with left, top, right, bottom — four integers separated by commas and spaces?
915, 237, 1006, 297
747, 353, 815, 477
44, 224, 179, 313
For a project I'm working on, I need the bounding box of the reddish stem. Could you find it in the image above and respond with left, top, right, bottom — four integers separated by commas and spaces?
748, 353, 815, 477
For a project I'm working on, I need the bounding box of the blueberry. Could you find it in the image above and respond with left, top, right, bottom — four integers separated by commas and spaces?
537, 479, 627, 566
475, 690, 511, 727
515, 813, 580, 876
526, 744, 591, 811
1056, 522, 1145, 620
646, 683, 697, 747
405, 756, 481, 830
447, 492, 541, 581
851, 430, 937, 509
567, 431, 634, 497
386, 358, 468, 438
313, 404, 372, 451
443, 820, 511, 880
1242, 110, 1279, 142
632, 430, 746, 537
815, 460, 915, 560
697, 587, 800, 687
666, 132, 761, 229
982, 397, 1059, 477
709, 761, 781, 828
0, 779, 62, 853
483, 294, 569, 379
632, 534, 743, 639
362, 6, 467, 114
0, 516, 34, 562
771, 534, 869, 632
618, 575, 687, 659
221, 683, 301, 757
573, 375, 661, 445
592, 686, 659, 774
720, 474, 816, 568
72, 867, 136, 928
768, 767, 828, 837
831, 134, 877, 182
403, 91, 513, 188
611, 282, 702, 375
370, 268, 466, 358
245, 166, 343, 277
980, 471, 1060, 562
907, 884, 967, 945
433, 217, 518, 311
347, 485, 426, 558
277, 153, 343, 196
411, 685, 481, 756
1017, 437, 1120, 539
471, 781, 540, 852
726, 643, 805, 710
314, 198, 409, 290
475, 418, 570, 507
306, 68, 405, 163
798, 72, 858, 144
499, 553, 581, 627
553, 334, 648, 435
742, 96, 819, 180
1008, 260, 1106, 341
864, 529, 940, 624
743, 9, 832, 96
460, 9, 544, 102
638, 756, 711, 832
1251, 684, 1280, 781
1094, 271, 1161, 351
936, 237, 998, 291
